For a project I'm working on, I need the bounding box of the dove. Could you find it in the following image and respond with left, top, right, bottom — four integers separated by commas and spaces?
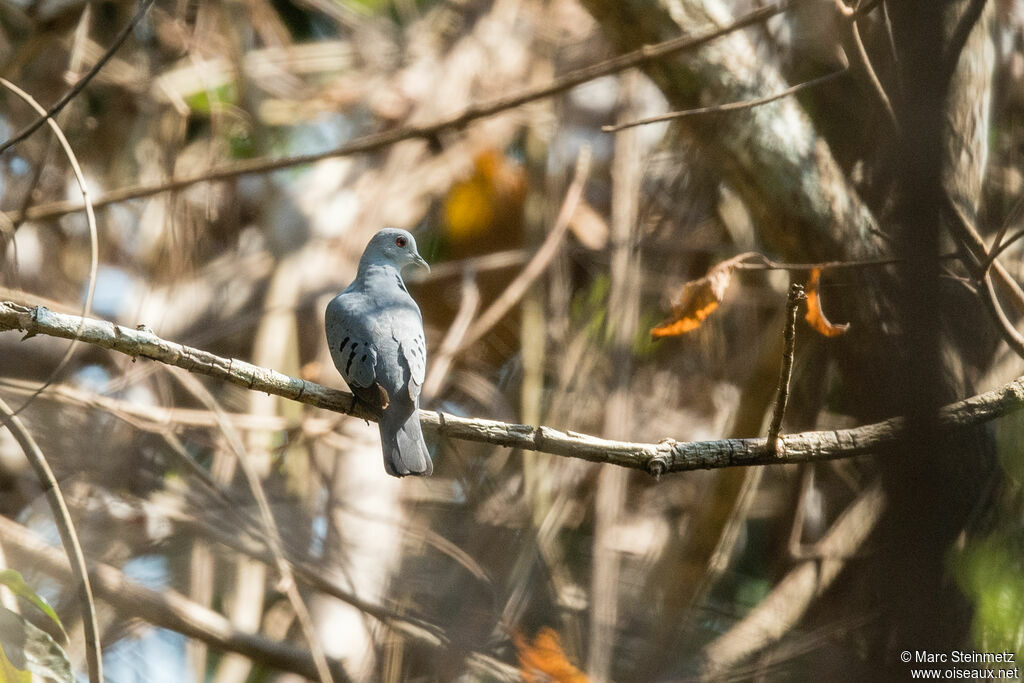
326, 228, 433, 477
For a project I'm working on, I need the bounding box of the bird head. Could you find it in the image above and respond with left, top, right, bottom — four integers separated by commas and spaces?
362, 228, 430, 274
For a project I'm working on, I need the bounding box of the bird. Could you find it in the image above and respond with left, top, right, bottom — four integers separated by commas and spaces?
325, 228, 433, 477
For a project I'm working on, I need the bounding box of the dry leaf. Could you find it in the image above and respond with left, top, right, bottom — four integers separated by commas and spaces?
513, 628, 589, 683
804, 268, 850, 337
650, 255, 742, 339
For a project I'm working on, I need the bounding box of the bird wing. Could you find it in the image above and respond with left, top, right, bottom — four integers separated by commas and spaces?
325, 293, 379, 390
393, 309, 427, 402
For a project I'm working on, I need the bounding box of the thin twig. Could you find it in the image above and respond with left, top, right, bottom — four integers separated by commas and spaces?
460, 146, 592, 350
879, 0, 902, 95
941, 0, 988, 88
787, 466, 836, 560
11, 0, 794, 223
767, 284, 806, 453
737, 240, 1022, 370
833, 0, 900, 134
979, 273, 1024, 360
422, 269, 480, 401
602, 69, 848, 133
986, 195, 1024, 270
0, 397, 102, 682
8, 136, 53, 233
0, 0, 157, 156
944, 193, 1024, 317
0, 78, 99, 417
0, 376, 336, 433
982, 225, 1024, 275
853, 0, 883, 18
731, 250, 961, 272
407, 248, 531, 283
3, 300, 1024, 474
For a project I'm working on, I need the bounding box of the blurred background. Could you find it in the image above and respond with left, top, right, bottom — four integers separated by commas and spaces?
0, 0, 1023, 680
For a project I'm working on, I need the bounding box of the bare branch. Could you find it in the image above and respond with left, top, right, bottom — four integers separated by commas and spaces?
979, 273, 1024, 360
767, 283, 806, 451
602, 69, 848, 133
942, 193, 1024, 358
982, 226, 1024, 273
834, 0, 900, 133
732, 251, 962, 273
3, 300, 1024, 475
409, 248, 531, 283
944, 192, 1024, 316
941, 0, 988, 87
422, 270, 480, 401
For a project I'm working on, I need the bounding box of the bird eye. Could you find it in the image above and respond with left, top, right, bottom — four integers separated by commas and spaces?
395, 236, 407, 248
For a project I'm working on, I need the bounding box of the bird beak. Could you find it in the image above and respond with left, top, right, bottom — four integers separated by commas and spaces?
412, 253, 430, 273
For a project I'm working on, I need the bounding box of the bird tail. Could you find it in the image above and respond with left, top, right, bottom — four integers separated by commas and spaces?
379, 408, 433, 477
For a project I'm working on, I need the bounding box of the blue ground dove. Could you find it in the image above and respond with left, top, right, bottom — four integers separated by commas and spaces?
326, 228, 433, 477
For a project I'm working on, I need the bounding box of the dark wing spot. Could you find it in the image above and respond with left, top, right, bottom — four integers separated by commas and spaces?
346, 348, 357, 374
350, 341, 359, 350
360, 354, 367, 362
339, 336, 350, 353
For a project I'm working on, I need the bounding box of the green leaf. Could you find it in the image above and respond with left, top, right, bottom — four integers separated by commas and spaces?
184, 83, 237, 114
0, 570, 65, 639
0, 642, 32, 683
0, 606, 73, 683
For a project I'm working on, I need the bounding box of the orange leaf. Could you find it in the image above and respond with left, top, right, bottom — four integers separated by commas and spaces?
804, 268, 850, 337
650, 256, 739, 339
513, 628, 589, 683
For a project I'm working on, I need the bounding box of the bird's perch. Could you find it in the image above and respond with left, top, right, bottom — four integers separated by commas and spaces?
1, 300, 1022, 475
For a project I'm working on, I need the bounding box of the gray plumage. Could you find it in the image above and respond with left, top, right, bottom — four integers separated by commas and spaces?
326, 228, 432, 477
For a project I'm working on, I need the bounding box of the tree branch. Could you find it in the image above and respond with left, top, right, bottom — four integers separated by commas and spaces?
601, 69, 848, 133
767, 283, 806, 451
2, 299, 1024, 475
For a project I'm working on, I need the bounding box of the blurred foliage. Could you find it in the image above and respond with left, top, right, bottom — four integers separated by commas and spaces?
442, 148, 526, 254
955, 412, 1024, 666
0, 605, 72, 683
0, 569, 65, 639
0, 0, 1021, 680
954, 533, 1024, 663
